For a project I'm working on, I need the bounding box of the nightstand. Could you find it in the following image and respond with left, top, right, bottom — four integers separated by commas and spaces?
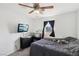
31, 36, 41, 42
20, 36, 41, 49
20, 37, 32, 49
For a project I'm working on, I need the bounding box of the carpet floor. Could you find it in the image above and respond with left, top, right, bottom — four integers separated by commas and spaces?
9, 47, 30, 56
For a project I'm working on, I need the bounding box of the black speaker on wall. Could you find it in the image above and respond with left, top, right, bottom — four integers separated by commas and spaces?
42, 20, 55, 38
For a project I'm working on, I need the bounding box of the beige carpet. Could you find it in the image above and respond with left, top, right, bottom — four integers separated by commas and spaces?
9, 47, 30, 56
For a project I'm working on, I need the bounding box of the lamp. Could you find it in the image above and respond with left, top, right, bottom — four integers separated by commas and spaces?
34, 9, 43, 14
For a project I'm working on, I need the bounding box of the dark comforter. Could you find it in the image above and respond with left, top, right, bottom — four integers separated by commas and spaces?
30, 38, 79, 56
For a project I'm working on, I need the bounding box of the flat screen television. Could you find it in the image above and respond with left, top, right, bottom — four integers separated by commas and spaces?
17, 23, 29, 32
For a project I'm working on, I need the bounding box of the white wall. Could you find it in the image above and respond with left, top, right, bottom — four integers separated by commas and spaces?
54, 11, 77, 38
0, 3, 36, 55
77, 10, 79, 39
36, 11, 77, 38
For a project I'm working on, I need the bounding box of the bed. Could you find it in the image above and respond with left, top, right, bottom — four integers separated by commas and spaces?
30, 37, 79, 56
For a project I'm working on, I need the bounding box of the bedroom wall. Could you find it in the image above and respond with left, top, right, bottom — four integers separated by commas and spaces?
54, 11, 77, 38
35, 11, 77, 38
77, 10, 79, 39
0, 3, 36, 55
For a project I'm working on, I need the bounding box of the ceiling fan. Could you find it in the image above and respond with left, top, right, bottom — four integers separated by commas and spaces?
18, 3, 54, 14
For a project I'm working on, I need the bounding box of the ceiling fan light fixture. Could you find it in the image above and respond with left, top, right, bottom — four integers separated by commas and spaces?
35, 10, 40, 14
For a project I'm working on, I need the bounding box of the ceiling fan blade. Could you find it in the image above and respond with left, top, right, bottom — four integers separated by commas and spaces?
40, 6, 54, 9
29, 10, 34, 14
18, 3, 33, 8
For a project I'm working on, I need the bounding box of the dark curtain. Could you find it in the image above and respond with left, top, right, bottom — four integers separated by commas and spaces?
42, 20, 55, 38
49, 21, 55, 37
42, 21, 48, 38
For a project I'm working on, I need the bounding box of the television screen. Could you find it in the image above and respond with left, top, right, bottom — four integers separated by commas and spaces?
17, 24, 29, 32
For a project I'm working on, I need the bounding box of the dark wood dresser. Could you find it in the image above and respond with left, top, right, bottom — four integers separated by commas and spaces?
20, 36, 41, 49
